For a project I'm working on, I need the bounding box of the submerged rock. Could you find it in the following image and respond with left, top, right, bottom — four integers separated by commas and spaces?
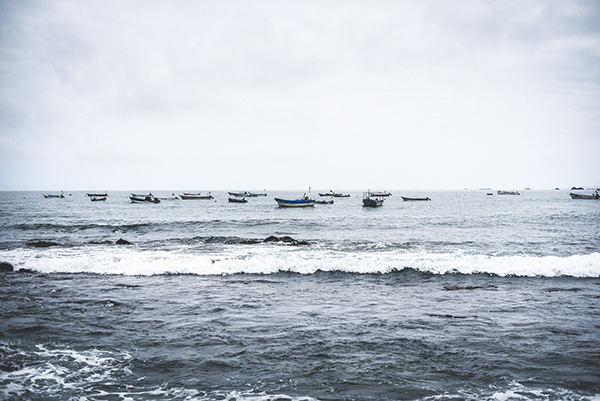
26, 240, 59, 248
0, 262, 14, 272
116, 238, 132, 245
263, 236, 309, 246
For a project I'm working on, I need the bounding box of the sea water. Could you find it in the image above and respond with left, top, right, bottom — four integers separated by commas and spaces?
1, 190, 599, 400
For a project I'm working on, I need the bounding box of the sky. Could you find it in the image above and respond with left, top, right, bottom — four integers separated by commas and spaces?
1, 0, 599, 191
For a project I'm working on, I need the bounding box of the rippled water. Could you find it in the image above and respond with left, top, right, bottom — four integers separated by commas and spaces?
1, 189, 599, 400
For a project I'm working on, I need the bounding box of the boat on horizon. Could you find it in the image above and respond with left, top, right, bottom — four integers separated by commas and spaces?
90, 196, 106, 202
228, 197, 248, 203
275, 195, 315, 208
43, 191, 65, 199
497, 190, 520, 195
180, 192, 214, 200
570, 190, 599, 199
130, 193, 160, 203
319, 191, 350, 197
86, 192, 107, 197
315, 199, 334, 204
401, 196, 431, 201
362, 192, 384, 207
368, 191, 391, 197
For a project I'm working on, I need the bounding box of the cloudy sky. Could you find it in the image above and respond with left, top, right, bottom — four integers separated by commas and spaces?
1, 0, 599, 191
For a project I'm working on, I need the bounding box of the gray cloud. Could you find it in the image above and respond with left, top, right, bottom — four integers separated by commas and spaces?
1, 0, 599, 190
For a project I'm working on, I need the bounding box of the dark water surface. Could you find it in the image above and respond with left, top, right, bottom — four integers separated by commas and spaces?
1, 190, 599, 400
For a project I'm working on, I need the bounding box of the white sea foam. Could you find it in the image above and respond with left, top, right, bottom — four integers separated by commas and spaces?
2, 246, 599, 277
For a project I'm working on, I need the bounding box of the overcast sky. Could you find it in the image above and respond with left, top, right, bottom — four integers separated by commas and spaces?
1, 0, 599, 191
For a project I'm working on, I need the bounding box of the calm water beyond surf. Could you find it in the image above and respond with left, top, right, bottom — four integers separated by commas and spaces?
1, 189, 599, 400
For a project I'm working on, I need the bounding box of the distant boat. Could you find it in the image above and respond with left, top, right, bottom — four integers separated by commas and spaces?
570, 191, 599, 199
229, 191, 251, 197
130, 193, 160, 203
315, 199, 334, 204
368, 191, 392, 197
86, 192, 107, 197
156, 194, 180, 200
228, 197, 248, 203
274, 197, 315, 208
248, 190, 267, 197
43, 191, 64, 198
90, 196, 106, 202
571, 187, 584, 190
319, 191, 350, 197
180, 192, 213, 200
497, 190, 520, 195
362, 192, 384, 207
401, 196, 431, 201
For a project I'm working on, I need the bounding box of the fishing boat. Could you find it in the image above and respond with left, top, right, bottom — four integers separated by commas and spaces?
497, 190, 520, 195
86, 192, 107, 197
333, 193, 351, 197
570, 190, 599, 199
229, 191, 251, 197
180, 192, 214, 200
90, 196, 107, 202
401, 196, 431, 201
156, 194, 180, 200
318, 192, 334, 197
228, 197, 248, 203
274, 197, 315, 208
368, 191, 391, 197
130, 193, 160, 203
248, 190, 268, 197
362, 192, 384, 207
315, 199, 334, 204
43, 191, 65, 198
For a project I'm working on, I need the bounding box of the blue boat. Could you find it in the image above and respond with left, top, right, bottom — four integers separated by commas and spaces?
274, 197, 315, 208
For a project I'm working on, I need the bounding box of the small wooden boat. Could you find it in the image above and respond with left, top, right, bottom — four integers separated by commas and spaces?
248, 190, 268, 197
130, 194, 160, 203
368, 191, 391, 197
362, 192, 384, 207
315, 199, 334, 204
570, 191, 599, 199
180, 192, 214, 200
43, 192, 65, 198
86, 192, 107, 197
228, 197, 248, 203
401, 196, 431, 201
90, 196, 107, 201
229, 191, 251, 197
333, 193, 351, 197
497, 190, 520, 195
318, 192, 334, 197
274, 197, 315, 208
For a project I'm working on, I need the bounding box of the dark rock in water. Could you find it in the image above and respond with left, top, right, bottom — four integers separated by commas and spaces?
0, 262, 14, 272
263, 235, 309, 246
26, 240, 59, 248
116, 238, 132, 245
18, 268, 36, 273
239, 239, 262, 245
88, 240, 114, 245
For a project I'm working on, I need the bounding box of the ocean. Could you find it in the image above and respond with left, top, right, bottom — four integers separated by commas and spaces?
1, 189, 599, 400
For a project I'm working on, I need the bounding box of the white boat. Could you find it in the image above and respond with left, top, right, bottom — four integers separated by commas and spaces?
497, 190, 520, 195
180, 192, 213, 200
43, 191, 65, 198
130, 193, 160, 203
